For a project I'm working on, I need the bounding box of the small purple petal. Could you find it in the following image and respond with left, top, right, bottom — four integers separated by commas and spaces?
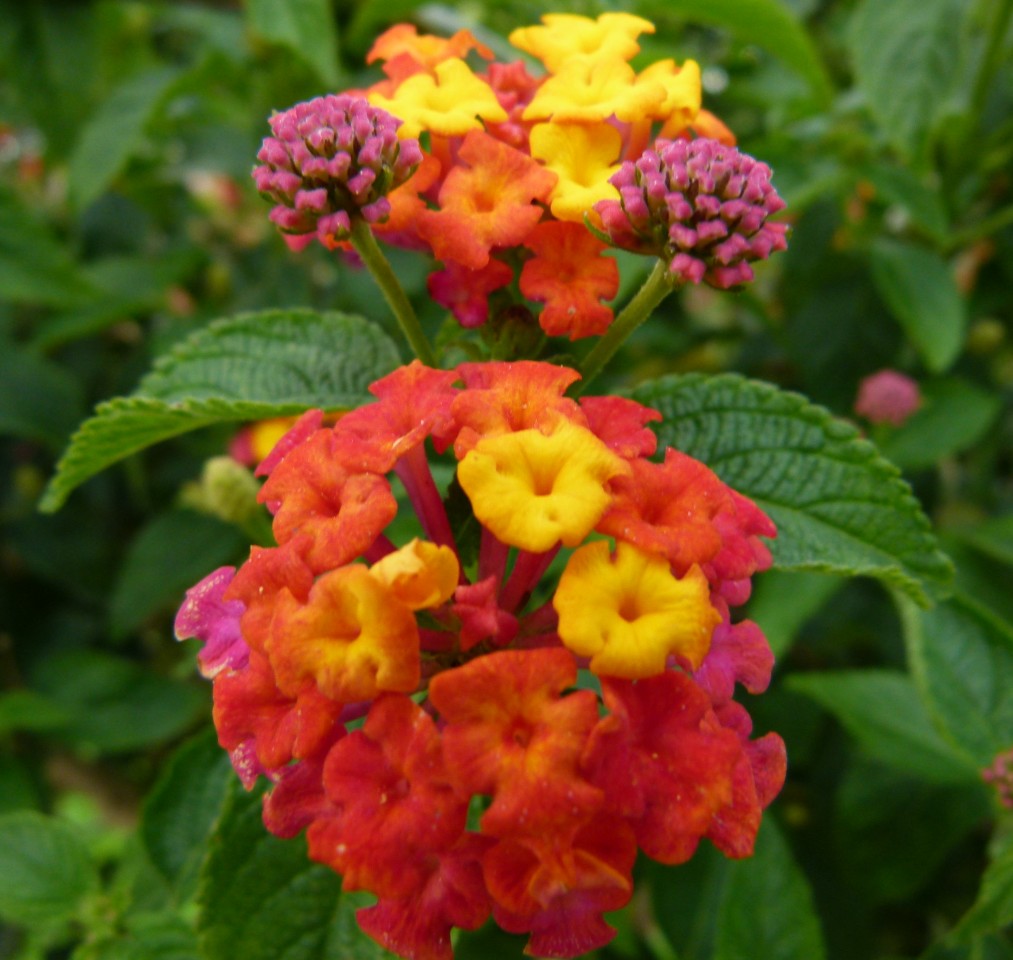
174, 567, 249, 679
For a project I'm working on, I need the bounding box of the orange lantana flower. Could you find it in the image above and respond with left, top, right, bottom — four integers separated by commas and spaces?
520, 221, 619, 339
416, 130, 557, 270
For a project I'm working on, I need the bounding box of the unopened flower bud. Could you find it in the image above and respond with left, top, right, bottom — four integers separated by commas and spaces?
253, 94, 423, 248
595, 137, 788, 288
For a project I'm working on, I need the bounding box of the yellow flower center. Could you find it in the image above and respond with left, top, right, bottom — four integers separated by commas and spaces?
457, 419, 630, 553
553, 540, 720, 678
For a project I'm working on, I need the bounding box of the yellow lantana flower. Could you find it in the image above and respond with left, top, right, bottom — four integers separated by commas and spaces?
457, 419, 630, 553
369, 538, 459, 610
554, 540, 720, 678
509, 13, 655, 72
529, 122, 622, 222
638, 58, 703, 126
369, 58, 508, 138
522, 56, 667, 125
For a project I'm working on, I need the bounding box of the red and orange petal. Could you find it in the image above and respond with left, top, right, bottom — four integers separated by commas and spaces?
428, 257, 513, 328
452, 576, 519, 650
213, 649, 344, 784
262, 751, 337, 839
356, 834, 493, 960
416, 130, 557, 270
267, 566, 420, 702
367, 23, 493, 72
428, 648, 602, 835
308, 694, 468, 898
224, 537, 315, 653
596, 449, 739, 575
583, 672, 744, 865
704, 701, 787, 858
694, 616, 775, 705
520, 221, 618, 340
481, 60, 544, 151
255, 409, 326, 477
261, 439, 398, 572
451, 360, 584, 457
706, 487, 777, 591
579, 395, 660, 460
484, 814, 637, 958
332, 361, 460, 465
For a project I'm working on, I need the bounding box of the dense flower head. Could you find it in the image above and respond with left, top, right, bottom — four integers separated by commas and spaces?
253, 94, 423, 250
177, 359, 785, 960
595, 137, 789, 288
853, 369, 922, 426
249, 13, 788, 341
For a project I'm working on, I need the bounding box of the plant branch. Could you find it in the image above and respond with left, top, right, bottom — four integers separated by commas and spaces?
350, 219, 437, 366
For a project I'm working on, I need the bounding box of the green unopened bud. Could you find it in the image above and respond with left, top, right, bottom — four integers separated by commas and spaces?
181, 456, 262, 528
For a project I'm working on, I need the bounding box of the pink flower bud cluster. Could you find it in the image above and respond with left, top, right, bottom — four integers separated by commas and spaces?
853, 370, 922, 427
595, 137, 788, 289
983, 748, 1013, 808
253, 94, 423, 249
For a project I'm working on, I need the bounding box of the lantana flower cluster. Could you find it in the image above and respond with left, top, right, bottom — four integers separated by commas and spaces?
176, 359, 786, 960
253, 13, 786, 340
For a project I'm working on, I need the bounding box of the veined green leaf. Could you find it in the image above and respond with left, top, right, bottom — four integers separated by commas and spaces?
950, 828, 1013, 944
245, 0, 340, 86
899, 593, 1013, 768
0, 812, 99, 925
848, 0, 963, 161
870, 239, 967, 372
629, 373, 953, 605
141, 728, 233, 901
788, 670, 978, 784
197, 780, 393, 960
40, 309, 401, 512
713, 817, 827, 960
68, 66, 182, 212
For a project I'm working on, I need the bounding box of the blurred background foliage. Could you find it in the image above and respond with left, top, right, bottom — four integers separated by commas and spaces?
0, 0, 1011, 958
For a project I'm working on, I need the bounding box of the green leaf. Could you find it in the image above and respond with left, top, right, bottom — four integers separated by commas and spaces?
848, 0, 963, 160
713, 817, 826, 960
74, 911, 200, 960
31, 650, 207, 755
745, 570, 843, 658
245, 0, 340, 85
951, 515, 1013, 568
899, 594, 1013, 768
878, 379, 1001, 471
645, 0, 833, 105
836, 759, 989, 902
788, 670, 979, 783
0, 812, 99, 924
951, 828, 1013, 944
629, 373, 953, 605
41, 309, 401, 512
110, 511, 247, 639
0, 690, 70, 735
0, 344, 85, 447
870, 240, 967, 372
141, 728, 233, 901
0, 188, 97, 307
68, 66, 182, 211
197, 780, 393, 960
860, 164, 950, 240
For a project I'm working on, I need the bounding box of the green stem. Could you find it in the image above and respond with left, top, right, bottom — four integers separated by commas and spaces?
350, 219, 437, 367
574, 260, 677, 395
969, 0, 1013, 123
945, 202, 1013, 251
